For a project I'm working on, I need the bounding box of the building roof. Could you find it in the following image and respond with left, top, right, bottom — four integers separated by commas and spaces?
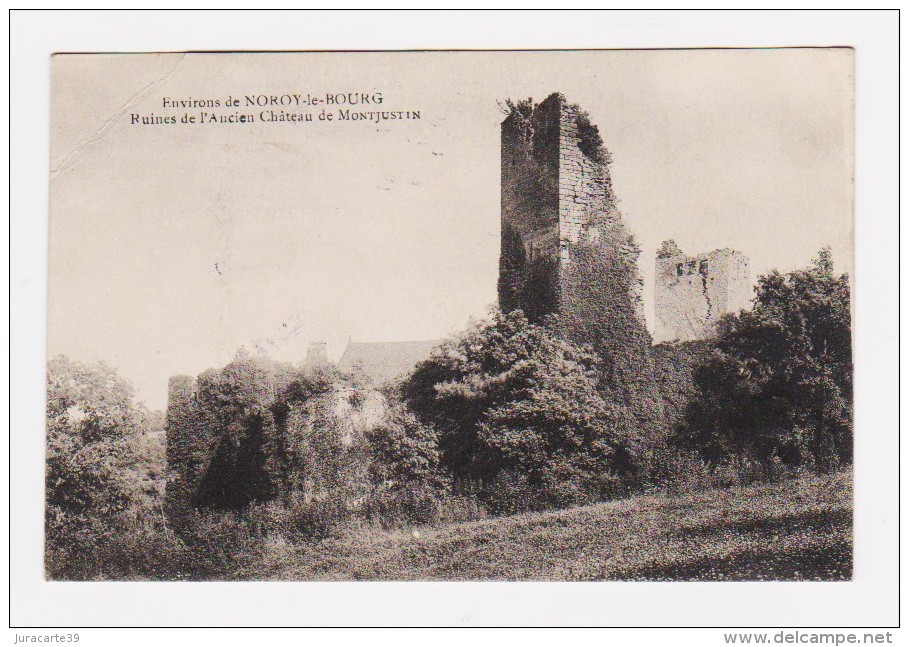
337, 340, 442, 385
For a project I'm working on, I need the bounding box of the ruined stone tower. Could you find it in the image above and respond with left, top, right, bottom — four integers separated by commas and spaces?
498, 92, 645, 330
164, 374, 210, 518
654, 242, 752, 343
302, 341, 329, 371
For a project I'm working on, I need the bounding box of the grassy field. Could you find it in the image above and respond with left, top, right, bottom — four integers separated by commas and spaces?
235, 470, 852, 581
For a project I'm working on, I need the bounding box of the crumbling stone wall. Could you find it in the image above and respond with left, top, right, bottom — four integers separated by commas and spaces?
499, 94, 661, 454
164, 375, 217, 519
557, 101, 618, 251
499, 94, 562, 320
654, 246, 752, 343
164, 359, 387, 514
498, 92, 645, 326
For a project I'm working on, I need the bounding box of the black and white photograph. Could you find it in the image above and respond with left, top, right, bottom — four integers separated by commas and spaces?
8, 8, 901, 636
44, 48, 856, 583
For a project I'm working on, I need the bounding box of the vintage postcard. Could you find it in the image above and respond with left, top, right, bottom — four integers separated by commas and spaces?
46, 49, 854, 582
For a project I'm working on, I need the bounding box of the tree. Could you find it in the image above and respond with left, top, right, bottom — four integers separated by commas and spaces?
401, 309, 636, 510
45, 356, 148, 563
675, 248, 852, 471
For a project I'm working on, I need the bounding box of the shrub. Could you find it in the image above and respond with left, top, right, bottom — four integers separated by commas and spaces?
45, 509, 207, 581
365, 406, 448, 492
174, 509, 261, 578
282, 494, 352, 540
482, 469, 541, 516
436, 493, 487, 525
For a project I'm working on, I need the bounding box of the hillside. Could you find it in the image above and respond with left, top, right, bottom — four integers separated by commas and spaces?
236, 470, 852, 581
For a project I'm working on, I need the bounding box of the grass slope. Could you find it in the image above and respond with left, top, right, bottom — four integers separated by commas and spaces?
239, 471, 852, 581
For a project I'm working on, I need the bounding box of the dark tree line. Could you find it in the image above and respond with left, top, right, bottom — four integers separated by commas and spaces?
45, 248, 853, 579
674, 248, 852, 472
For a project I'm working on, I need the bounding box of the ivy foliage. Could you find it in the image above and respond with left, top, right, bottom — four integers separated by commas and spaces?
169, 351, 364, 512
497, 223, 561, 323
559, 235, 669, 459
571, 104, 612, 165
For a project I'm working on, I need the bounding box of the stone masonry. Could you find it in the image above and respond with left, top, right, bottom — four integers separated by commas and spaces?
654, 245, 752, 343
499, 92, 644, 325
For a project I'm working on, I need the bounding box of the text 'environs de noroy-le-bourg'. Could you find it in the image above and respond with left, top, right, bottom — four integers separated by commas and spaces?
130, 93, 422, 125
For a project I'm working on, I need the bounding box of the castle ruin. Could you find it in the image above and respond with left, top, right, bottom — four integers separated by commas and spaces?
164, 338, 436, 513
654, 243, 752, 343
499, 92, 750, 345
498, 92, 645, 331
165, 92, 755, 515
301, 341, 329, 370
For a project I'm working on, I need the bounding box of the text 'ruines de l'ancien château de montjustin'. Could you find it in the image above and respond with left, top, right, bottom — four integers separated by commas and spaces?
129, 92, 422, 126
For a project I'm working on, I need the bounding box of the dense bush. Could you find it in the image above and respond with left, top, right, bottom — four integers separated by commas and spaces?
674, 249, 852, 472
365, 405, 447, 491
45, 356, 156, 578
188, 352, 295, 509
45, 356, 220, 581
402, 309, 637, 511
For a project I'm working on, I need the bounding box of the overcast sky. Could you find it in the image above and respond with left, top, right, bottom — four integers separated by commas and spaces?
49, 50, 854, 410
